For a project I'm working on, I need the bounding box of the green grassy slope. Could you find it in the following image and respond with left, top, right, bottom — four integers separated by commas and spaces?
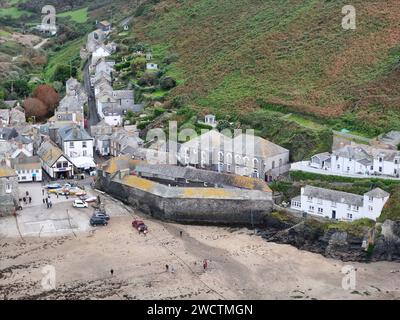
132, 0, 400, 135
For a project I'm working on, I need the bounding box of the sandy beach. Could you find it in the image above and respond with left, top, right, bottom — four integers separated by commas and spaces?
1, 198, 399, 299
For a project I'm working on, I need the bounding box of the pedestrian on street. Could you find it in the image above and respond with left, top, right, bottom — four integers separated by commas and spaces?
23, 197, 26, 204
165, 264, 169, 272
56, 192, 59, 199
49, 201, 52, 208
180, 230, 183, 237
42, 198, 45, 204
29, 196, 32, 204
26, 191, 29, 196
110, 269, 114, 276
42, 189, 44, 196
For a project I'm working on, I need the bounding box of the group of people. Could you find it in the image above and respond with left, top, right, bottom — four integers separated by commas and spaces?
18, 191, 32, 209
42, 189, 53, 209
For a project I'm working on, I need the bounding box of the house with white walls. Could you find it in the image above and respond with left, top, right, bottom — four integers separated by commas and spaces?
56, 125, 95, 170
308, 144, 400, 178
11, 155, 42, 182
37, 140, 75, 179
291, 185, 390, 221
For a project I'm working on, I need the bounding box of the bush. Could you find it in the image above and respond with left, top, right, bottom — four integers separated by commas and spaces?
138, 72, 159, 87
163, 53, 179, 65
131, 57, 146, 76
51, 64, 77, 83
160, 76, 176, 90
154, 107, 166, 117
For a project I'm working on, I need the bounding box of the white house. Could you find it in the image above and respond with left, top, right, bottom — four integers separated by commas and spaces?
146, 63, 158, 70
309, 145, 400, 178
12, 155, 42, 182
291, 185, 390, 221
57, 125, 93, 158
37, 140, 74, 179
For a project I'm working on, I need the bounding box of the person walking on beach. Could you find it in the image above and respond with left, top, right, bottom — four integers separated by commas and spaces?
203, 259, 208, 271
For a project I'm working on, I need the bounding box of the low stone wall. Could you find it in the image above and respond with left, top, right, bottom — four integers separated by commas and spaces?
96, 174, 273, 226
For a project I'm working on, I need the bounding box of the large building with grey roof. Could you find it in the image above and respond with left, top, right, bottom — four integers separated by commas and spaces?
178, 130, 290, 181
291, 185, 390, 221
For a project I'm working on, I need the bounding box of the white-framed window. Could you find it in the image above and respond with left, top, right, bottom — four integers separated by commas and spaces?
5, 182, 12, 193
337, 165, 340, 169
379, 167, 383, 172
318, 208, 323, 214
83, 141, 87, 148
368, 205, 373, 212
69, 141, 74, 148
369, 196, 373, 202
83, 150, 87, 156
226, 153, 232, 164
307, 196, 312, 202
253, 158, 258, 168
227, 164, 231, 172
218, 152, 224, 162
308, 206, 314, 212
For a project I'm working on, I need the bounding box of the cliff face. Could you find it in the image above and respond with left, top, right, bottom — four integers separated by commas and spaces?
260, 214, 400, 262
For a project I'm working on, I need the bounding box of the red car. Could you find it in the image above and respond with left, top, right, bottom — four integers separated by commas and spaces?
132, 219, 148, 234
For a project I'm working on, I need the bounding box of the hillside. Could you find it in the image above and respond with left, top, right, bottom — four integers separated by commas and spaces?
130, 0, 400, 136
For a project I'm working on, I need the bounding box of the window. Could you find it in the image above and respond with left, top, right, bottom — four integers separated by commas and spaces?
379, 157, 383, 163
368, 206, 373, 212
83, 150, 87, 157
395, 159, 399, 165
347, 167, 350, 172
227, 164, 231, 172
379, 167, 383, 172
253, 158, 258, 168
347, 213, 353, 219
336, 155, 339, 160
22, 176, 26, 180
218, 152, 224, 162
63, 162, 68, 168
83, 142, 87, 148
272, 161, 275, 169
5, 183, 11, 193
347, 204, 351, 210
308, 206, 314, 212
307, 196, 313, 202
317, 198, 322, 204
69, 141, 74, 148
318, 208, 323, 214
57, 162, 62, 168
369, 196, 373, 202
337, 165, 340, 169
331, 201, 337, 207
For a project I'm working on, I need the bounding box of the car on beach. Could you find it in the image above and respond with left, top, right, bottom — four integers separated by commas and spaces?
90, 216, 108, 226
132, 219, 148, 234
92, 211, 110, 221
72, 199, 88, 208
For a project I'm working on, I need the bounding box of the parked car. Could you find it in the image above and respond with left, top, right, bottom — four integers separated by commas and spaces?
46, 183, 62, 189
73, 199, 88, 208
92, 211, 110, 221
90, 216, 108, 226
79, 196, 97, 202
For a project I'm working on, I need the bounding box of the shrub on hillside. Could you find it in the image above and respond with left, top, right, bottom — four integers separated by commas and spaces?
138, 72, 159, 87
160, 76, 176, 90
51, 64, 77, 83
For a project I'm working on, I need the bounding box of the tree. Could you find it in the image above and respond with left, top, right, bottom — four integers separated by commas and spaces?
32, 84, 60, 112
23, 98, 48, 121
131, 57, 146, 76
160, 76, 177, 90
138, 72, 159, 87
3, 79, 30, 98
51, 64, 77, 83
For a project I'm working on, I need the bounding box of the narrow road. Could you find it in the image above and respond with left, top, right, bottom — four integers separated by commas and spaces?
83, 59, 100, 133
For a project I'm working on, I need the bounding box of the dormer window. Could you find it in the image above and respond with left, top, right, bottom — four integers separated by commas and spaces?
379, 157, 383, 162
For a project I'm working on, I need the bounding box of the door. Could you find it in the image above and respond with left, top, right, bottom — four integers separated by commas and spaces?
332, 210, 336, 219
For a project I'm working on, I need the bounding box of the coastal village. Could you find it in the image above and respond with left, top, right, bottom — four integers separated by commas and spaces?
0, 19, 399, 227
1, 9, 400, 301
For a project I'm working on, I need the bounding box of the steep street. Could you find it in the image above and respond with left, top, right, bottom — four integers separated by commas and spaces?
83, 59, 100, 132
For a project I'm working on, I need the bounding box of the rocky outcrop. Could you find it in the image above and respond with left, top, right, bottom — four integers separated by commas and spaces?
259, 213, 400, 262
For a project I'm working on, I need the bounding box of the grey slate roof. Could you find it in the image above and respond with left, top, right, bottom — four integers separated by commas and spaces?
365, 188, 390, 199
0, 127, 18, 140
58, 125, 93, 142
302, 185, 364, 207
312, 152, 331, 162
